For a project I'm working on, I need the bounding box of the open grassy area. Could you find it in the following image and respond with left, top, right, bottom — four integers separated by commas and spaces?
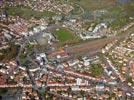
54, 28, 80, 44
5, 5, 56, 19
103, 1, 134, 29
67, 0, 116, 10
90, 63, 104, 77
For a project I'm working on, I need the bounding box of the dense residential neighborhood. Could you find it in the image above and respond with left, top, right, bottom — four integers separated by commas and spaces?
0, 0, 134, 100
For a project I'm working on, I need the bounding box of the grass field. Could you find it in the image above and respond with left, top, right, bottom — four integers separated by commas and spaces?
90, 63, 103, 77
5, 6, 56, 19
54, 28, 80, 44
67, 0, 116, 10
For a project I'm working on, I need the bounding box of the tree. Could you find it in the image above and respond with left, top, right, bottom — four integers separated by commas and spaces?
80, 90, 86, 100
67, 86, 72, 96
0, 88, 8, 94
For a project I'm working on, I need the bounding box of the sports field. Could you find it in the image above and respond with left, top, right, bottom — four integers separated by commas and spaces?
54, 28, 80, 44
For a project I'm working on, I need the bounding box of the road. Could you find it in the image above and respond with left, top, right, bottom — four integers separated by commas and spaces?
105, 58, 134, 97
45, 64, 107, 84
65, 23, 134, 56
15, 22, 134, 99
66, 37, 116, 54
4, 21, 134, 58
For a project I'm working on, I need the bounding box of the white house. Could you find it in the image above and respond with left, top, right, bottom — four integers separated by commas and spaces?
76, 78, 82, 85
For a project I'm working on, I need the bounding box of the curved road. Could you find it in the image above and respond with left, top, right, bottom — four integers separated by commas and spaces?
65, 24, 134, 55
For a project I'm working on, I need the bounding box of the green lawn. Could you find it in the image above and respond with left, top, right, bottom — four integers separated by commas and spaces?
5, 5, 56, 19
67, 0, 116, 10
90, 63, 103, 77
54, 28, 80, 44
